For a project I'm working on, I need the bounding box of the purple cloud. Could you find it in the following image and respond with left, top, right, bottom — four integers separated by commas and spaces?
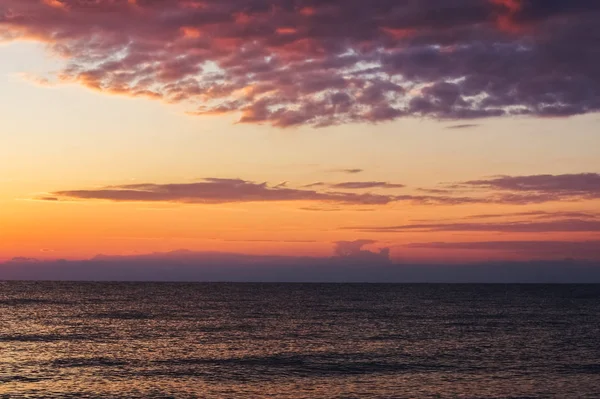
2, 0, 600, 127
459, 173, 600, 198
333, 240, 391, 262
52, 178, 398, 205
43, 172, 600, 207
45, 178, 486, 206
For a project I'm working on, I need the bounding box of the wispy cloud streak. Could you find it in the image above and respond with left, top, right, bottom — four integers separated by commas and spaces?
346, 219, 600, 233
330, 181, 406, 190
52, 178, 399, 205
44, 172, 600, 206
459, 173, 600, 196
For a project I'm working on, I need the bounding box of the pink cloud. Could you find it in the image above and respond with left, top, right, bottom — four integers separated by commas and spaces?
1, 0, 599, 126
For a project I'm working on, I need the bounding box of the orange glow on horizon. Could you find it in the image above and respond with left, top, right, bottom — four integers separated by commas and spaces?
2, 194, 599, 263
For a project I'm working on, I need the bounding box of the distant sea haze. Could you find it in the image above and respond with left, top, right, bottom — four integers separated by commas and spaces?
1, 249, 599, 283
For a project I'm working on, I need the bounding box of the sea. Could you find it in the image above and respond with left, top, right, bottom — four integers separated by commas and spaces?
1, 282, 599, 398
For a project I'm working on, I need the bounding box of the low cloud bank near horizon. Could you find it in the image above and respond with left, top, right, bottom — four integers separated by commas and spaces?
1, 247, 599, 283
2, 0, 600, 127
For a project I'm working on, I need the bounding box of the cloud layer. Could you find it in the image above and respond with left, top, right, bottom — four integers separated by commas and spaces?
345, 207, 600, 235
45, 173, 600, 206
48, 177, 482, 205
459, 173, 600, 198
405, 240, 600, 260
2, 0, 600, 127
347, 219, 600, 233
53, 178, 400, 205
449, 173, 600, 204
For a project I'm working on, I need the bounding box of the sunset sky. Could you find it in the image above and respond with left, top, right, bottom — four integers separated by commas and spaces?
1, 0, 599, 267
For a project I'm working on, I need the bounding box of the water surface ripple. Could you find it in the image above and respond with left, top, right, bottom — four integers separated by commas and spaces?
1, 282, 599, 398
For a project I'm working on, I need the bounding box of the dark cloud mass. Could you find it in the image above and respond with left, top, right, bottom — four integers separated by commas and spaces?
2, 0, 600, 127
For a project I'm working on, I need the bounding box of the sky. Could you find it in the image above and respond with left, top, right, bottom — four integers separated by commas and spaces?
1, 0, 599, 280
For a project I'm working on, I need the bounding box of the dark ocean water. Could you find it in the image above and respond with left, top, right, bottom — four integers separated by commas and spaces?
1, 283, 599, 398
